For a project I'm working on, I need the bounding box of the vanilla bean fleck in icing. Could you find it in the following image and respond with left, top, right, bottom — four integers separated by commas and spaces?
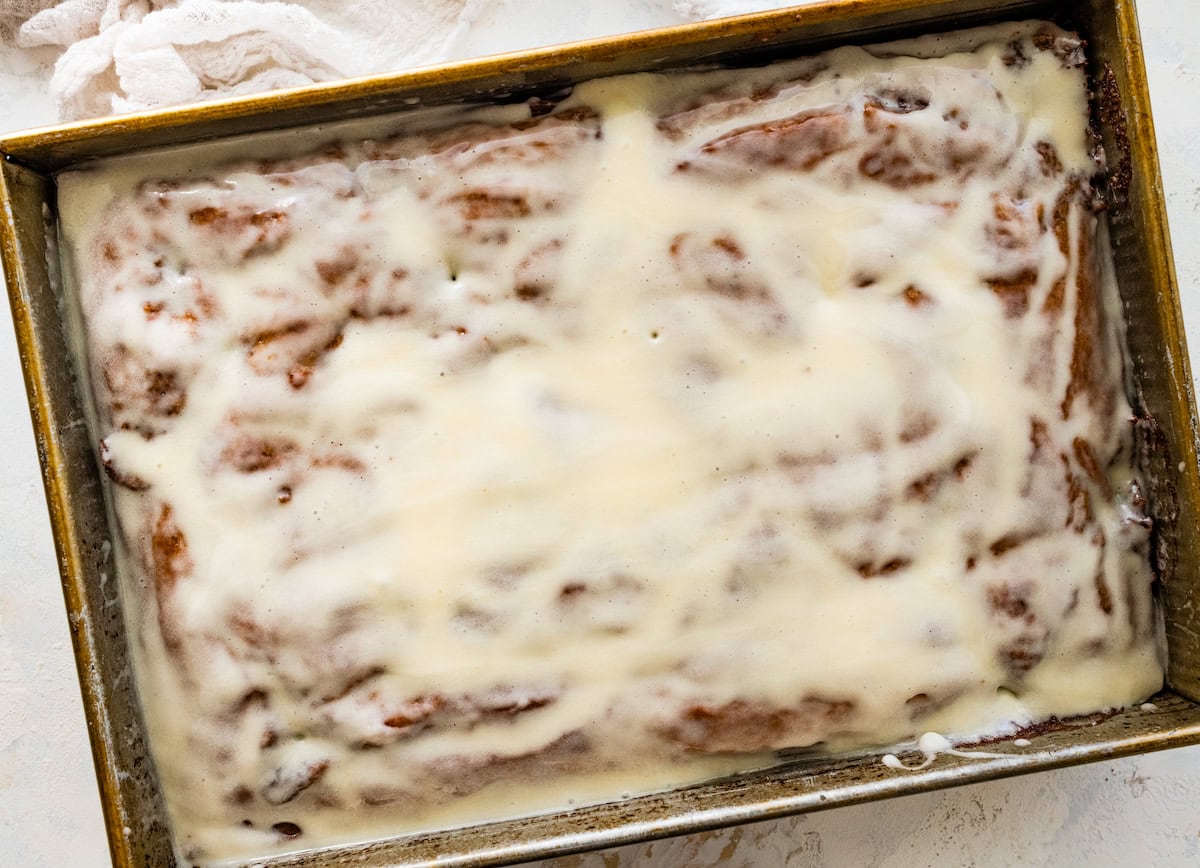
58, 21, 1162, 864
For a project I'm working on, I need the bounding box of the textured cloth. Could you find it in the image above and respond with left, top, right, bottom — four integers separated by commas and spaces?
674, 0, 789, 16
17, 0, 491, 119
0, 0, 56, 41
14, 0, 801, 120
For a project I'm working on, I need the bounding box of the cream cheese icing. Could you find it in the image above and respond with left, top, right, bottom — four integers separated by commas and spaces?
57, 21, 1162, 864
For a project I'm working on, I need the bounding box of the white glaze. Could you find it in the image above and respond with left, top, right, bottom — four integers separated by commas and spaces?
882, 731, 1014, 772
58, 21, 1162, 865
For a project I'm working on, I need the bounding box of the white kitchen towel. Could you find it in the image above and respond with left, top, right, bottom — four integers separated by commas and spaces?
674, 0, 792, 16
0, 1, 57, 41
15, 0, 802, 120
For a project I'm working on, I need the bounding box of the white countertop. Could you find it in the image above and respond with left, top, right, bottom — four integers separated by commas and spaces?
2, 2, 1198, 865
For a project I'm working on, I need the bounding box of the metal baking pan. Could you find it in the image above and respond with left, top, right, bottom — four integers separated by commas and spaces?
2, 0, 1197, 865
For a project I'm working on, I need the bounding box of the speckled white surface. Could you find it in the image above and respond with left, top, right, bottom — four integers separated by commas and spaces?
1, 1, 1198, 865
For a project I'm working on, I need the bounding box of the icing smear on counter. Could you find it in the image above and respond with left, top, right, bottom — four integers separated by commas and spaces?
57, 20, 1162, 865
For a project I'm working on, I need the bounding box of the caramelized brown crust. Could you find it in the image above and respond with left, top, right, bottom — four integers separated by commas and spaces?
660, 698, 857, 752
